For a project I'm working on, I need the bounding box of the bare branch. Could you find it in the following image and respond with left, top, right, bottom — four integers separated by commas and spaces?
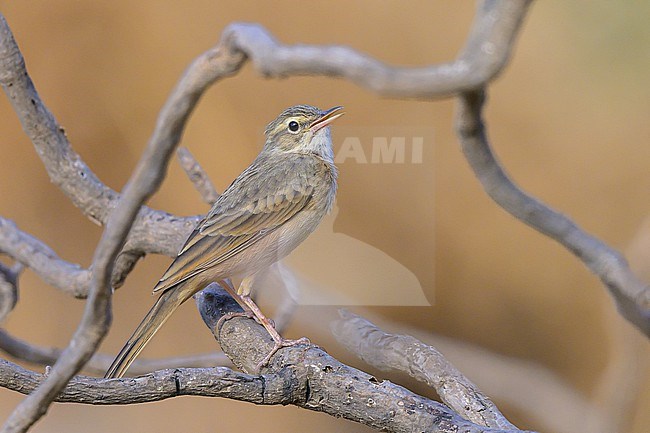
331, 309, 517, 430
176, 147, 220, 204
0, 8, 254, 429
3, 0, 644, 430
0, 15, 197, 259
342, 314, 611, 433
224, 1, 533, 98
0, 289, 534, 433
0, 360, 271, 405
0, 1, 533, 257
455, 90, 650, 336
0, 217, 90, 298
0, 0, 533, 296
0, 216, 142, 297
195, 285, 534, 433
0, 330, 230, 376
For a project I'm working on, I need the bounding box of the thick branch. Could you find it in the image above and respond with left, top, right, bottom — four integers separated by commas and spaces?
194, 286, 534, 433
0, 360, 273, 405
331, 310, 517, 430
0, 288, 534, 433
454, 90, 650, 336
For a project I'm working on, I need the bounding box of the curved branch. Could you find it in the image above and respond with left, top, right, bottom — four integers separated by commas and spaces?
176, 147, 220, 204
1, 12, 250, 431
225, 1, 532, 98
454, 90, 650, 336
334, 312, 612, 433
0, 0, 532, 295
331, 310, 518, 430
8, 0, 637, 430
0, 217, 90, 298
0, 0, 532, 246
193, 285, 533, 433
0, 14, 197, 258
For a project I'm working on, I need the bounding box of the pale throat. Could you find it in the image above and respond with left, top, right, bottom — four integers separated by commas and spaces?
302, 127, 335, 164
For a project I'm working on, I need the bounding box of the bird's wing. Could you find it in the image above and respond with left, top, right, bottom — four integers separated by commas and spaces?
153, 154, 319, 293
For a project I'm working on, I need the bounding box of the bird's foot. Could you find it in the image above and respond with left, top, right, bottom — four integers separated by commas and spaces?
255, 336, 310, 373
216, 310, 255, 331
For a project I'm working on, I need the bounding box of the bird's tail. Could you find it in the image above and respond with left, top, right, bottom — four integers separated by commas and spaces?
104, 283, 192, 379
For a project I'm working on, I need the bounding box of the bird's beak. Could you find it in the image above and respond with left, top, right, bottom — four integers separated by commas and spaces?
310, 106, 345, 132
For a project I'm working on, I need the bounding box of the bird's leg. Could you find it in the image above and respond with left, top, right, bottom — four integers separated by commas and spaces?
214, 278, 255, 331
237, 275, 309, 371
239, 294, 310, 371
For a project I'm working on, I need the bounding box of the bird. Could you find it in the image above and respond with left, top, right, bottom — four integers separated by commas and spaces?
105, 105, 344, 378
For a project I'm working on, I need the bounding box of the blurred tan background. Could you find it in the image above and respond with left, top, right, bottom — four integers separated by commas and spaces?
1, 1, 649, 432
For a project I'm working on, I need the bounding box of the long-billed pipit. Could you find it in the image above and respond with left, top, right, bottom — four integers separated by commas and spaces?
105, 105, 344, 378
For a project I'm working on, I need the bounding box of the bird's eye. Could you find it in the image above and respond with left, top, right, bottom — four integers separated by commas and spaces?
288, 121, 300, 133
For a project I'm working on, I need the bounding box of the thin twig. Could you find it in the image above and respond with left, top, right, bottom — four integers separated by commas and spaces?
331, 309, 517, 430
0, 330, 230, 375
176, 147, 220, 204
454, 90, 650, 336
0, 217, 90, 298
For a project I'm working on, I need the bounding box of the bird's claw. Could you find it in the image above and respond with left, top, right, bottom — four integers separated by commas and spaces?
216, 310, 255, 331
254, 336, 311, 373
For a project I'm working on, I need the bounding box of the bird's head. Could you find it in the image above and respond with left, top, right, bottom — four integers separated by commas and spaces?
263, 105, 344, 160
